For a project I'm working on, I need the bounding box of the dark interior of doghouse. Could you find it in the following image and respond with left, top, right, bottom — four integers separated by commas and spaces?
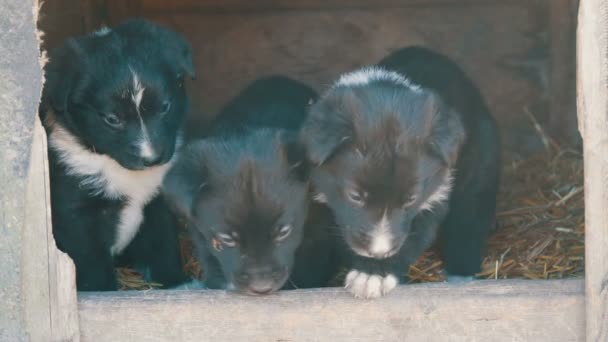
37, 0, 583, 289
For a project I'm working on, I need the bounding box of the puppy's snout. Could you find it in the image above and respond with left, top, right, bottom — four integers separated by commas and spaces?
237, 266, 287, 295
349, 228, 402, 259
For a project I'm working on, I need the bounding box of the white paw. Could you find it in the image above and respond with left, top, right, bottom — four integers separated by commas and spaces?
344, 270, 398, 299
446, 274, 474, 284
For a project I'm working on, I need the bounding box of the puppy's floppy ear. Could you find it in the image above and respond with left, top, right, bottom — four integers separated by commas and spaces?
41, 38, 86, 114
422, 92, 466, 166
162, 144, 208, 219
278, 130, 310, 182
300, 89, 354, 165
165, 32, 195, 79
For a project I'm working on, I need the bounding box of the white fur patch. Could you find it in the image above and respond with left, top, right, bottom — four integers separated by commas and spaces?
313, 192, 328, 203
48, 123, 174, 255
369, 211, 394, 257
131, 71, 145, 110
138, 136, 155, 160
344, 270, 398, 299
420, 170, 454, 212
130, 69, 156, 160
334, 66, 422, 92
94, 27, 111, 36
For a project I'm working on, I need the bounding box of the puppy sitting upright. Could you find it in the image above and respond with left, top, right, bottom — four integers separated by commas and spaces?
40, 19, 195, 291
301, 46, 500, 298
164, 76, 338, 294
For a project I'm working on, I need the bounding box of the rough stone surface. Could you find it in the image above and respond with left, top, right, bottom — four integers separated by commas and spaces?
0, 0, 43, 340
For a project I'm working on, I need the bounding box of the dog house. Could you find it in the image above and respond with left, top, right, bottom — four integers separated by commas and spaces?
1, 0, 606, 340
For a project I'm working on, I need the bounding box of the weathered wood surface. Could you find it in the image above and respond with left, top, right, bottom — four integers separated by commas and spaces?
549, 0, 578, 144
141, 0, 532, 12
22, 117, 80, 342
79, 279, 584, 342
0, 0, 46, 340
577, 0, 608, 341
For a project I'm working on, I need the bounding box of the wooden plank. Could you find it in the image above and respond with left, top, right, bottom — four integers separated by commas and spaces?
79, 279, 584, 342
0, 0, 48, 340
141, 0, 531, 13
549, 0, 578, 145
22, 117, 80, 342
577, 0, 608, 340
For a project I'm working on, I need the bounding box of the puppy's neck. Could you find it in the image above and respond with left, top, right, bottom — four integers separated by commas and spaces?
47, 120, 172, 202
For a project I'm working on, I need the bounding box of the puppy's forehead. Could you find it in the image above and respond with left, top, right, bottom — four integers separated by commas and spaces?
355, 148, 418, 194
335, 85, 433, 143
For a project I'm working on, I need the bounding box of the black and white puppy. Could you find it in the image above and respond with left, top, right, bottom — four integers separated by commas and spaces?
164, 76, 338, 295
40, 19, 195, 291
301, 46, 501, 298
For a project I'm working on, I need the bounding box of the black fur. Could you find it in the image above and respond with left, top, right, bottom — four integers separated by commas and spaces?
301, 46, 500, 294
40, 19, 194, 291
164, 76, 338, 295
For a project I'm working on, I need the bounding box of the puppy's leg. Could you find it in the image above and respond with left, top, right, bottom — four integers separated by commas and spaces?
52, 206, 118, 291
440, 141, 499, 281
187, 228, 228, 289
345, 207, 446, 298
55, 226, 117, 291
440, 188, 497, 281
126, 196, 189, 288
200, 254, 227, 289
73, 246, 117, 291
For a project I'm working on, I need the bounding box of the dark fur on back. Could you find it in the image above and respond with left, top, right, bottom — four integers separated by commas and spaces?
301, 46, 500, 298
164, 76, 338, 294
40, 19, 195, 291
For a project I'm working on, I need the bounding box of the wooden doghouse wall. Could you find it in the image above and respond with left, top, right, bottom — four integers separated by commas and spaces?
38, 0, 579, 155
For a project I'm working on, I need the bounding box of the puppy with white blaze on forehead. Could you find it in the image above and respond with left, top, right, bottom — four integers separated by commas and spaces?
40, 19, 196, 291
164, 76, 340, 295
301, 46, 501, 298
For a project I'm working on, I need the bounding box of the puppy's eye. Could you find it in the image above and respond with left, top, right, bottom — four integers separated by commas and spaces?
216, 233, 237, 248
403, 194, 418, 208
275, 225, 292, 242
160, 101, 171, 115
103, 113, 123, 129
346, 189, 367, 207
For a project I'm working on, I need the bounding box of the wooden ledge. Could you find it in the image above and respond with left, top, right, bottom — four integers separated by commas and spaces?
79, 279, 584, 342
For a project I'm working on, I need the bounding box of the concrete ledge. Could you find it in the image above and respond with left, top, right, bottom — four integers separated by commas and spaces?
79, 279, 584, 342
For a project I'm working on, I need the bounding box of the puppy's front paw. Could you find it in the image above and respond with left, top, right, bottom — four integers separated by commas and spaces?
344, 269, 398, 299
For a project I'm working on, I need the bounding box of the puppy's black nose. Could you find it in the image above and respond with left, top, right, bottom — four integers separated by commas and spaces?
142, 155, 163, 167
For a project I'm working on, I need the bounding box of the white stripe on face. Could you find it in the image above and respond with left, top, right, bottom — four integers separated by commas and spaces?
130, 70, 156, 160
369, 210, 393, 256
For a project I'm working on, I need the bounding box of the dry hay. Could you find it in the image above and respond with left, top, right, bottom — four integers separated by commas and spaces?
409, 146, 584, 283
118, 146, 585, 290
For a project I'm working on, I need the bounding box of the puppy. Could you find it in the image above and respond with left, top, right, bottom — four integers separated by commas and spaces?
40, 19, 195, 291
301, 46, 501, 298
164, 76, 338, 294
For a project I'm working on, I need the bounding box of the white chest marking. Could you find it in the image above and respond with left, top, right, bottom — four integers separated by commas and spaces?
48, 123, 173, 256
